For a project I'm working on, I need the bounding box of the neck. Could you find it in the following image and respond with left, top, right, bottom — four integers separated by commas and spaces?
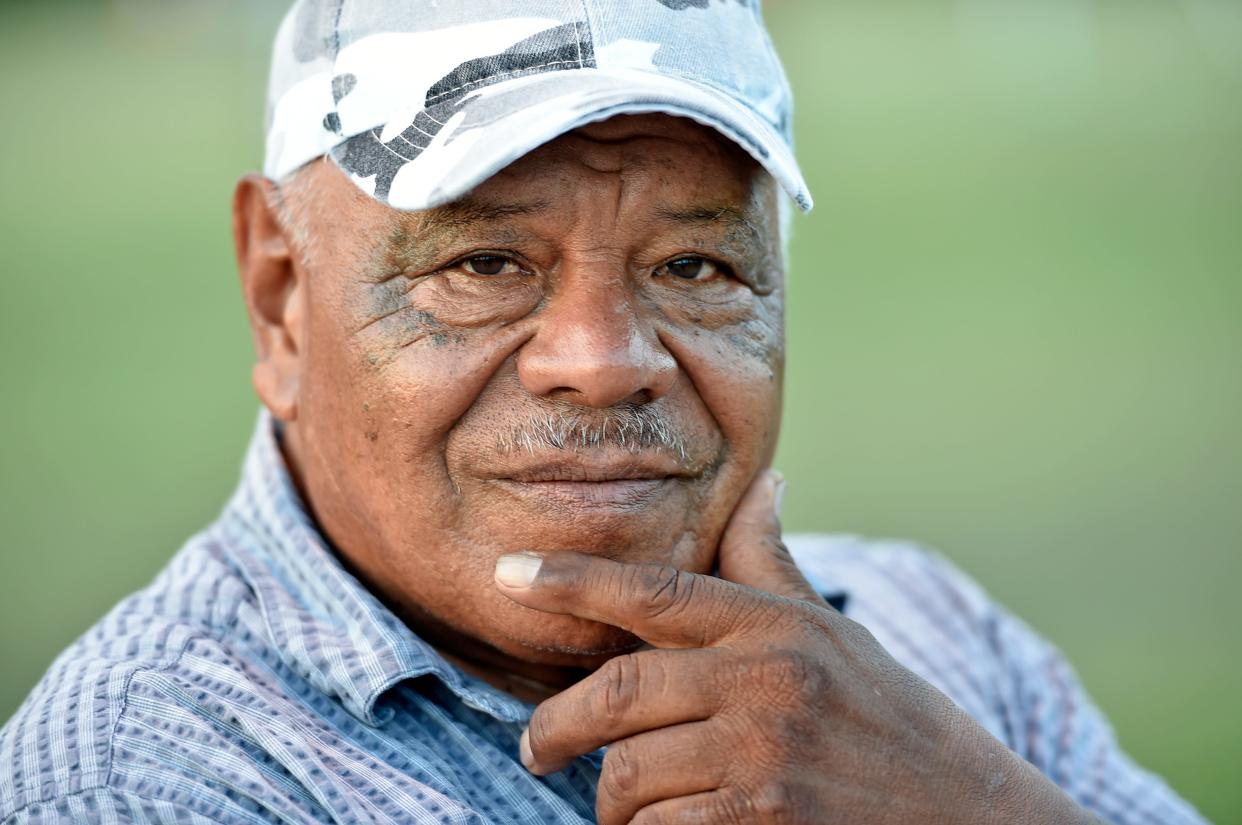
397, 602, 597, 704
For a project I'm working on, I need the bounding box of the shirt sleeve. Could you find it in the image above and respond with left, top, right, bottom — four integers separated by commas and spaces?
981, 587, 1208, 824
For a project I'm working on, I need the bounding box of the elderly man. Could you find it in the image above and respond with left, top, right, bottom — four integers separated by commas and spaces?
0, 2, 1207, 824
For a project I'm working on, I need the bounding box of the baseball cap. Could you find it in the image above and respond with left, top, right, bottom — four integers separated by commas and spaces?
264, 0, 812, 213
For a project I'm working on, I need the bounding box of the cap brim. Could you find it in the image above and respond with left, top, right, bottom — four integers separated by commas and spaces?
329, 67, 812, 214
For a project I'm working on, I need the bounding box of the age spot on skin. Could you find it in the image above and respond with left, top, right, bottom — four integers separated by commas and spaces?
430, 330, 469, 348
355, 299, 454, 369
723, 313, 783, 381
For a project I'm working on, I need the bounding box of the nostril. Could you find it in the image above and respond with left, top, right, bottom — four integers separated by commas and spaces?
545, 385, 657, 408
514, 302, 678, 406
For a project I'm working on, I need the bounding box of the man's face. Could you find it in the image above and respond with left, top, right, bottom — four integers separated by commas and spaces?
261, 114, 785, 666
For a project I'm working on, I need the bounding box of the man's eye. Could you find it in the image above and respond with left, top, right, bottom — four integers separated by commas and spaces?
657, 257, 723, 281
460, 255, 522, 277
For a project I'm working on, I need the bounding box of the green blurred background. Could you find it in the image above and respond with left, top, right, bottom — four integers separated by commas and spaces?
1, 0, 1238, 820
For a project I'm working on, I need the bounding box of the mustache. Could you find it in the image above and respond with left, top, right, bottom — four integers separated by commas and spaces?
494, 403, 690, 464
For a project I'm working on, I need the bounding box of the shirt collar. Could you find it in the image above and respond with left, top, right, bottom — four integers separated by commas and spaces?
219, 411, 531, 727
218, 411, 847, 727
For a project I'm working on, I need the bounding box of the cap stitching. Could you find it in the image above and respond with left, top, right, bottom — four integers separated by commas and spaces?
572, 17, 585, 66
393, 133, 425, 152
400, 121, 438, 141
420, 110, 448, 128
329, 0, 345, 58
363, 129, 416, 163
425, 58, 593, 105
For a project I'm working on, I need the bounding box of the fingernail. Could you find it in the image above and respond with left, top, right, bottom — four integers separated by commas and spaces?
519, 728, 535, 770
495, 552, 543, 588
769, 470, 787, 517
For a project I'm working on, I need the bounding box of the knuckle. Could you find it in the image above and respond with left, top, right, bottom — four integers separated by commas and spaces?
598, 654, 642, 725
598, 741, 642, 804
749, 779, 806, 823
841, 615, 881, 650
635, 564, 696, 623
768, 710, 817, 759
711, 788, 757, 825
724, 708, 807, 769
799, 599, 864, 645
757, 649, 827, 703
792, 600, 836, 634
715, 654, 751, 698
807, 604, 883, 657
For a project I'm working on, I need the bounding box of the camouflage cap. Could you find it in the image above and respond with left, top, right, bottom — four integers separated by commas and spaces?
265, 0, 812, 213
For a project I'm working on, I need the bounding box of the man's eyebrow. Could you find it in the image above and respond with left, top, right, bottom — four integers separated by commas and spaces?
372, 197, 552, 276
654, 204, 763, 244
416, 196, 553, 237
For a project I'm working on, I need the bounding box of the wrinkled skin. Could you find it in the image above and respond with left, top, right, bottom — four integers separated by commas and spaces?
497, 478, 1104, 824
234, 115, 784, 685
233, 114, 1102, 823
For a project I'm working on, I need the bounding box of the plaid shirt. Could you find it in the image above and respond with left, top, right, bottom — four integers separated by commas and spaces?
0, 413, 1206, 824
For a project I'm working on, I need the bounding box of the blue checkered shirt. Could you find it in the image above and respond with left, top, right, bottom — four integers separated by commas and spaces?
0, 415, 1206, 823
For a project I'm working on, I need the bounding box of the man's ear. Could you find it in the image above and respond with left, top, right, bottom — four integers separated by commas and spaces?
233, 173, 306, 422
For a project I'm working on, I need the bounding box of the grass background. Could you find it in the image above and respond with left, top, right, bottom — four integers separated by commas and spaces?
1, 1, 1238, 820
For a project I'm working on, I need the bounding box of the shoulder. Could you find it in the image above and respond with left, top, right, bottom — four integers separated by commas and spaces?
0, 531, 254, 822
786, 532, 995, 622
786, 533, 1014, 733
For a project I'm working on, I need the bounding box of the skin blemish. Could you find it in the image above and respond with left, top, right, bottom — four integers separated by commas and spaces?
354, 277, 416, 332
353, 293, 453, 368
726, 327, 781, 380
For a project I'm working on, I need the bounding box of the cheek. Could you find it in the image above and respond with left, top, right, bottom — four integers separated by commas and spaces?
346, 274, 541, 364
656, 292, 784, 462
304, 276, 539, 484
412, 273, 543, 328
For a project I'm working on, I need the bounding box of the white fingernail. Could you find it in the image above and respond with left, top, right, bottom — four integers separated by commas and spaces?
770, 470, 787, 517
519, 728, 534, 770
495, 553, 543, 588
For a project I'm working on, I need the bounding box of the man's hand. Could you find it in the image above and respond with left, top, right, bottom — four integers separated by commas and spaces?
494, 472, 1102, 825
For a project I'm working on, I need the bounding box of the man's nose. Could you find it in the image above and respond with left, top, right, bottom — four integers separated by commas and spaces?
516, 278, 678, 408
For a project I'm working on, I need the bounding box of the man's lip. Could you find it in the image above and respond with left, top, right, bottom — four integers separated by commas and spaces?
487, 454, 692, 509
491, 478, 673, 509
494, 455, 691, 484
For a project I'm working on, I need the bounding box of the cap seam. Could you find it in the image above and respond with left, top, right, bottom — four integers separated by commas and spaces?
425, 58, 596, 106
577, 0, 600, 61
330, 0, 345, 58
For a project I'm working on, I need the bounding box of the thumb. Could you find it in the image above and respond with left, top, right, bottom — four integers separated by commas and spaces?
717, 470, 828, 607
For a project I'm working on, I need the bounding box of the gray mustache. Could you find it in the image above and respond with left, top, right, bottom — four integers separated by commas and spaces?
494, 404, 689, 463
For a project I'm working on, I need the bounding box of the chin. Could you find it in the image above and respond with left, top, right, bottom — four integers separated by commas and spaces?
488, 610, 644, 666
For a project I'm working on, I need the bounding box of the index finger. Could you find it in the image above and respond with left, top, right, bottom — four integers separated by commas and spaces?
493, 550, 777, 648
